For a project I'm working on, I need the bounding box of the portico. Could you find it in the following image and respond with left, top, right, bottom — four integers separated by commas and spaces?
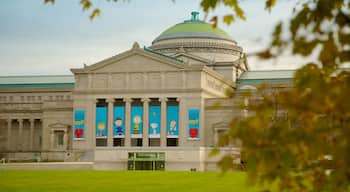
3, 118, 42, 152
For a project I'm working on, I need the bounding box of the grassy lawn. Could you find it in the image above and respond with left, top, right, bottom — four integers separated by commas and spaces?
0, 170, 273, 192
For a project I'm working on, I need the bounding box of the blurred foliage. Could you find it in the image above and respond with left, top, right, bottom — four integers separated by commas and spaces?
200, 0, 350, 191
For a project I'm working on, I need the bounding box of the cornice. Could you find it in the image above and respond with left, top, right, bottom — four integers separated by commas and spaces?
150, 41, 243, 52
0, 87, 73, 93
72, 88, 204, 95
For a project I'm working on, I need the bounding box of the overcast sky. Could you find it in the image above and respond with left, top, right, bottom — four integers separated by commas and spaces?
0, 0, 311, 76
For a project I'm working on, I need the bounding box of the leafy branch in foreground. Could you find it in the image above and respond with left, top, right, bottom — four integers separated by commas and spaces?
201, 0, 350, 191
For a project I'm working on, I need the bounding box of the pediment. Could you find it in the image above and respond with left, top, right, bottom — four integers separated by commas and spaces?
72, 47, 190, 74
49, 122, 70, 129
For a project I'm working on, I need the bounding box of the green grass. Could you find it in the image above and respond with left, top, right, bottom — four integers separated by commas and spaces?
0, 170, 273, 192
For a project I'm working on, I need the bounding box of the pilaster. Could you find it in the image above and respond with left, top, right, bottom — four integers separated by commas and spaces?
124, 98, 132, 147
18, 119, 23, 150
142, 98, 150, 147
160, 97, 168, 147
7, 119, 12, 150
177, 97, 184, 146
29, 119, 35, 150
107, 98, 114, 147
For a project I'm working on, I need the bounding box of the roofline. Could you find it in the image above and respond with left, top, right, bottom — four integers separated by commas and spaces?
242, 69, 297, 72
237, 78, 292, 81
244, 67, 350, 72
0, 83, 75, 89
143, 46, 183, 63
152, 35, 236, 45
0, 74, 73, 78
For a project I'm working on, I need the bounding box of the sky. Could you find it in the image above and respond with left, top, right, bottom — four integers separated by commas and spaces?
0, 0, 312, 76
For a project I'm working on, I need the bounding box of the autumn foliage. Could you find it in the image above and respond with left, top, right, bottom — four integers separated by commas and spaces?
202, 0, 350, 191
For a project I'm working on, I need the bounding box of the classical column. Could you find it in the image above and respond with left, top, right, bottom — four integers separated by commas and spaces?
50, 130, 55, 149
160, 98, 168, 147
7, 119, 12, 151
124, 98, 132, 147
39, 119, 43, 150
63, 130, 67, 149
18, 119, 23, 150
142, 98, 150, 147
29, 119, 35, 150
176, 98, 183, 146
92, 99, 98, 147
107, 98, 115, 147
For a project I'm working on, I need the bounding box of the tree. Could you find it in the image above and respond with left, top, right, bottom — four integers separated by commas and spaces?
201, 0, 350, 191
45, 0, 350, 191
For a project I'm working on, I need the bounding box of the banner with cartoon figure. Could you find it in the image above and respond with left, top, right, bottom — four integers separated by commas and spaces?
167, 105, 179, 138
113, 105, 125, 138
188, 109, 200, 140
96, 106, 108, 138
74, 110, 85, 140
149, 105, 161, 138
131, 105, 143, 138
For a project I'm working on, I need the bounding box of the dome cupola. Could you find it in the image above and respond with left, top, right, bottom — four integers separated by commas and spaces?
149, 12, 247, 82
152, 11, 235, 44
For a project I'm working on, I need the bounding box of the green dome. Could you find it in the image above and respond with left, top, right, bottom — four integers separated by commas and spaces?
153, 12, 234, 43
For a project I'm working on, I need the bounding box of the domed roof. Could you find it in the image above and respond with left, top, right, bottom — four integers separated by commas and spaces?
152, 12, 235, 44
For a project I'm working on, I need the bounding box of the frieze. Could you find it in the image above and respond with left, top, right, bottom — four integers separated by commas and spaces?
0, 103, 42, 112
92, 74, 108, 88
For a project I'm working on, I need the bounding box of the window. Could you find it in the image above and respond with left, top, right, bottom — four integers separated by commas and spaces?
166, 98, 179, 146
96, 99, 108, 147
149, 138, 160, 147
58, 132, 64, 145
167, 138, 178, 147
113, 138, 124, 147
213, 127, 229, 146
96, 138, 107, 147
54, 130, 65, 148
131, 138, 142, 147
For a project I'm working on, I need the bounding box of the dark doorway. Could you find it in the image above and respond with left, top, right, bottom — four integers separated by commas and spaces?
128, 152, 165, 170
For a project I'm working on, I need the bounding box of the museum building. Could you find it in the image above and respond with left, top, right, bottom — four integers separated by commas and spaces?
0, 12, 293, 170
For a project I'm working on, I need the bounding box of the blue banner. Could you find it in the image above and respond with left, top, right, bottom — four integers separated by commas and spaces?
96, 106, 108, 138
131, 105, 143, 138
114, 105, 125, 138
74, 110, 85, 140
167, 105, 179, 138
188, 109, 200, 140
149, 105, 161, 138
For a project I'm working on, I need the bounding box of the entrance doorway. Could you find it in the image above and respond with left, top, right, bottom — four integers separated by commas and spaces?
128, 152, 165, 170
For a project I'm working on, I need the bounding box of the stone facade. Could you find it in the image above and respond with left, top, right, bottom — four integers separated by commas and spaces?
0, 13, 293, 170
0, 86, 73, 161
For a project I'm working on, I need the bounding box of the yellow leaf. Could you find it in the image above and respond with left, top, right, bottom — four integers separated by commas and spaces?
265, 0, 277, 12
223, 14, 234, 25
89, 8, 100, 20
